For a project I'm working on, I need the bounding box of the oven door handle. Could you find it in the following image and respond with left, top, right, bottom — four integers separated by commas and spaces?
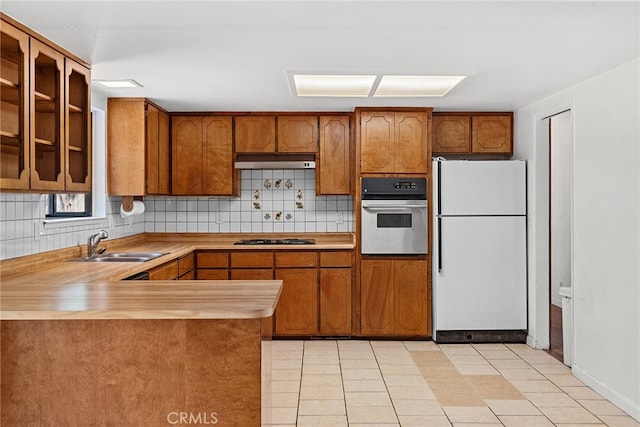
362, 204, 427, 210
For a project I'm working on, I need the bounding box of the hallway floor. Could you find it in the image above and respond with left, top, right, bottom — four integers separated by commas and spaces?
261, 340, 638, 426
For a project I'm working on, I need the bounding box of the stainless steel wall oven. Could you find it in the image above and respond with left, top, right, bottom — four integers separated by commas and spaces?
361, 177, 428, 255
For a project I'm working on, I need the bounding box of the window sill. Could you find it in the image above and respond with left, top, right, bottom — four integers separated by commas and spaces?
43, 216, 109, 229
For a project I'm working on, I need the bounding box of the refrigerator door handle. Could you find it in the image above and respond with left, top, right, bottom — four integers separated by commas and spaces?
437, 217, 443, 273
437, 160, 442, 216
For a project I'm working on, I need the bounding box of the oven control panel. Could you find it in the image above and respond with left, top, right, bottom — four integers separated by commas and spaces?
362, 177, 427, 199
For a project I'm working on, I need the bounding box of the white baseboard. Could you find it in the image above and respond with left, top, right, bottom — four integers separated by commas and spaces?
572, 365, 640, 421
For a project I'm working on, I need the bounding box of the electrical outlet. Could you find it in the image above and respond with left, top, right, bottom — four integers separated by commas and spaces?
33, 222, 44, 241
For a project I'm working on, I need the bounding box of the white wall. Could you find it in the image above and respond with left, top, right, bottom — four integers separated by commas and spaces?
516, 57, 640, 420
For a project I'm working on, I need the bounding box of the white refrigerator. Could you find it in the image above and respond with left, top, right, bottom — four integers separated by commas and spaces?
432, 159, 527, 343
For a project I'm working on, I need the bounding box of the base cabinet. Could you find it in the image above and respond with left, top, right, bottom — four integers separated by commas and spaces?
360, 259, 429, 337
275, 268, 318, 335
320, 268, 352, 335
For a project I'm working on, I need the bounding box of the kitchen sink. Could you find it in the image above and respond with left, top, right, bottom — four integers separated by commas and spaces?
71, 252, 168, 263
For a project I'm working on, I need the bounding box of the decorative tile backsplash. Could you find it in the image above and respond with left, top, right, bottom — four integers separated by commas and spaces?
0, 170, 353, 260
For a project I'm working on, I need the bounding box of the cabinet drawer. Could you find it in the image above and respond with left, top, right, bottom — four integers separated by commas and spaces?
231, 269, 273, 280
197, 252, 228, 268
148, 260, 179, 280
197, 269, 229, 280
231, 252, 274, 268
178, 253, 194, 276
275, 252, 317, 268
178, 270, 195, 280
320, 251, 352, 267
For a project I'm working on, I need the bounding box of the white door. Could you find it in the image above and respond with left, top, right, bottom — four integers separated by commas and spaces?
434, 215, 527, 331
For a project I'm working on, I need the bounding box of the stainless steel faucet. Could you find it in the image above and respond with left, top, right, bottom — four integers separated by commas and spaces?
87, 230, 108, 257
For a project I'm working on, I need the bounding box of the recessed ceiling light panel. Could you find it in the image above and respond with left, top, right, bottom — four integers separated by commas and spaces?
293, 74, 376, 97
374, 75, 466, 97
93, 79, 143, 89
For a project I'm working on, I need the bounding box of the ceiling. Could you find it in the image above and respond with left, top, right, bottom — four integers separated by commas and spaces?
2, 1, 638, 112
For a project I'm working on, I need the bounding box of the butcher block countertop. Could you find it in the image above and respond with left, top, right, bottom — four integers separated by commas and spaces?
0, 232, 355, 321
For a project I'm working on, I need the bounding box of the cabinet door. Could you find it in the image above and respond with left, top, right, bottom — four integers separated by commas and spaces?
157, 109, 170, 194
394, 112, 427, 173
196, 269, 228, 280
275, 268, 318, 335
30, 39, 65, 191
230, 269, 273, 280
171, 116, 202, 194
231, 252, 273, 268
148, 260, 179, 280
471, 115, 512, 154
202, 116, 235, 195
145, 103, 160, 194
235, 116, 276, 153
360, 259, 394, 335
64, 58, 91, 192
318, 115, 351, 195
178, 271, 195, 280
394, 260, 428, 336
320, 268, 352, 335
277, 115, 318, 153
197, 251, 229, 268
0, 23, 30, 190
360, 112, 394, 173
433, 115, 471, 154
178, 253, 194, 277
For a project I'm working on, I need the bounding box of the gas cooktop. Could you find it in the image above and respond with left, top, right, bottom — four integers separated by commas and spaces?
233, 238, 316, 245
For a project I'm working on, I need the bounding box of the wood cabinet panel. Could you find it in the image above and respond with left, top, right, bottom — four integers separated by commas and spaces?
318, 115, 351, 195
64, 58, 91, 192
196, 252, 228, 268
320, 251, 352, 267
231, 252, 273, 268
148, 260, 179, 280
275, 251, 317, 268
472, 115, 512, 154
196, 269, 228, 280
202, 116, 234, 195
393, 260, 428, 336
394, 112, 427, 173
235, 116, 276, 153
320, 268, 352, 335
277, 115, 318, 153
145, 104, 159, 194
360, 112, 394, 173
433, 115, 471, 153
178, 271, 195, 280
178, 253, 194, 277
275, 268, 318, 335
157, 110, 170, 194
171, 116, 202, 194
230, 269, 273, 280
360, 260, 394, 335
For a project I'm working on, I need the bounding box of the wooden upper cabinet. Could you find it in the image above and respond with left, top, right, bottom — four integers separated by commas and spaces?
433, 113, 513, 156
235, 116, 276, 153
172, 115, 235, 196
107, 98, 169, 196
277, 115, 318, 153
472, 115, 512, 154
318, 115, 351, 195
359, 110, 428, 174
433, 115, 471, 153
0, 22, 30, 190
64, 58, 91, 192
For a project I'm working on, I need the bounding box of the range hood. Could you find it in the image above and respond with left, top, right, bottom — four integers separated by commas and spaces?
234, 154, 316, 169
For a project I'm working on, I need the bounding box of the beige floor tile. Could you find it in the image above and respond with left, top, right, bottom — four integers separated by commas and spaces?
271, 380, 300, 393
341, 368, 383, 380
375, 355, 416, 365
337, 341, 371, 350
532, 363, 571, 375
498, 415, 555, 426
272, 341, 304, 351
520, 353, 564, 365
347, 405, 398, 423
451, 424, 503, 427
509, 380, 561, 393
338, 350, 376, 360
339, 358, 379, 369
539, 406, 602, 424
525, 392, 580, 407
597, 415, 640, 426
404, 340, 441, 351
505, 343, 541, 353
577, 399, 628, 416
371, 340, 405, 348
398, 415, 452, 426
348, 424, 399, 427
485, 399, 542, 415
477, 349, 520, 360
272, 359, 302, 370
455, 363, 500, 375
269, 392, 299, 408
442, 406, 501, 423
382, 374, 428, 387
393, 399, 445, 416
378, 363, 422, 375
304, 340, 337, 350
302, 363, 341, 375
545, 374, 587, 387
271, 369, 301, 380
553, 424, 606, 426
447, 354, 490, 365
471, 343, 508, 350
489, 359, 531, 369
345, 391, 393, 407
303, 355, 340, 365
498, 368, 546, 380
299, 385, 344, 400
343, 379, 387, 392
269, 407, 297, 424
439, 345, 480, 356
271, 350, 304, 360
296, 415, 348, 426
300, 373, 342, 386
297, 398, 345, 415
387, 385, 436, 400
561, 386, 604, 400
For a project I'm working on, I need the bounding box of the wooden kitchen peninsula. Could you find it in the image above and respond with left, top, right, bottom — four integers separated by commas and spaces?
1, 278, 282, 426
